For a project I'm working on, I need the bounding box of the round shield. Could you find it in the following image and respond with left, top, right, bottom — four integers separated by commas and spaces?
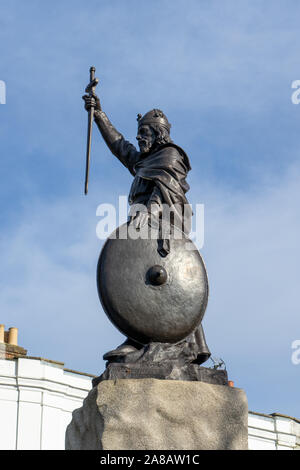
97, 223, 209, 344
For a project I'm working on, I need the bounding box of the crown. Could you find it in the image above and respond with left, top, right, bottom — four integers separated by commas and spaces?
137, 109, 171, 131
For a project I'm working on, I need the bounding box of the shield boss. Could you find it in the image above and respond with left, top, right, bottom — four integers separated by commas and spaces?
97, 223, 209, 344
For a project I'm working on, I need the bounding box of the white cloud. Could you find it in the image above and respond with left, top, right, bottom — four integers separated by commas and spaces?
0, 194, 124, 374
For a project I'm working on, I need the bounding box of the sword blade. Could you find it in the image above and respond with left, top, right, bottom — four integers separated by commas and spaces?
84, 66, 96, 195
84, 106, 94, 195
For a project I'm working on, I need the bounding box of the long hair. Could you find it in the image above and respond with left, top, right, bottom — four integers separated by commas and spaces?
150, 124, 173, 146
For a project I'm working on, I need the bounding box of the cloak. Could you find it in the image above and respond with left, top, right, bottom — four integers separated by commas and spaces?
129, 143, 193, 234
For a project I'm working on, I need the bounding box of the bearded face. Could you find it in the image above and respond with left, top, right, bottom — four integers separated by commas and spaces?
136, 125, 156, 153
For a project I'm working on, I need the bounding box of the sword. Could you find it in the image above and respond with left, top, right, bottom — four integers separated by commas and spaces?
84, 66, 99, 195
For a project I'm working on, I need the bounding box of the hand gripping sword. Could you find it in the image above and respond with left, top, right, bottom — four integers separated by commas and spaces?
84, 66, 99, 195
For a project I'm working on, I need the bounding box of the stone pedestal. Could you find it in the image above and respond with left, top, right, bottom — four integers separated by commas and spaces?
65, 379, 248, 450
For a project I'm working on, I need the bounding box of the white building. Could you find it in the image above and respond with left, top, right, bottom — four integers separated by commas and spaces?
0, 326, 299, 450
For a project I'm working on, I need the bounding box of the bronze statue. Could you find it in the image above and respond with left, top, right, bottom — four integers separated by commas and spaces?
82, 69, 223, 384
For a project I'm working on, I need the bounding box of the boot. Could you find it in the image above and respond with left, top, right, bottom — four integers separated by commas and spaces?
103, 337, 143, 361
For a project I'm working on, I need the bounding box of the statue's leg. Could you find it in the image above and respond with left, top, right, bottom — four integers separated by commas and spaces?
103, 337, 144, 361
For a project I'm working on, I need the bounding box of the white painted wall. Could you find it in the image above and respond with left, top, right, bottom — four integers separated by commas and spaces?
248, 412, 300, 450
0, 357, 299, 450
0, 357, 91, 450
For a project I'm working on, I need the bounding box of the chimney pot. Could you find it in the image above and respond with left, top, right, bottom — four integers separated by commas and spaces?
8, 327, 18, 346
0, 324, 4, 343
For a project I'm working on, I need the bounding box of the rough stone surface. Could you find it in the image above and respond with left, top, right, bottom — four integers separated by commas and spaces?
65, 379, 248, 450
65, 386, 103, 450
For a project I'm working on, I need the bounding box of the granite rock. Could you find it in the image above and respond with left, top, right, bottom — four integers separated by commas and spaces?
65, 378, 248, 450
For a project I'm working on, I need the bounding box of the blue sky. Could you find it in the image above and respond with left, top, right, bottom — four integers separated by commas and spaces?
0, 0, 300, 418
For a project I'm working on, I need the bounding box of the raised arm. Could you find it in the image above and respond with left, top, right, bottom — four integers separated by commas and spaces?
82, 93, 140, 175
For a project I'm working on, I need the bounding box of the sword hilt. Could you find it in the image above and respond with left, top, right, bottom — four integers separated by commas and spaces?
85, 78, 99, 94
85, 66, 99, 94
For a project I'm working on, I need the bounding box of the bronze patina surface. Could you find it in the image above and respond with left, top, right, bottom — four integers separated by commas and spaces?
82, 71, 215, 378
